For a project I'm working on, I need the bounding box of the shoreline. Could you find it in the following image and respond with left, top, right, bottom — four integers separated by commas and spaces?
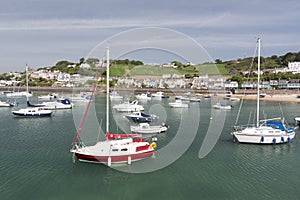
231, 94, 300, 103
1, 86, 300, 102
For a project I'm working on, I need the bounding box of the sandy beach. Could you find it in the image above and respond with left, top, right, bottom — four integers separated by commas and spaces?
231, 94, 300, 102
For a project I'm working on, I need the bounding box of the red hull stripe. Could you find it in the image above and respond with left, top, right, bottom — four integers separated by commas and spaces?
75, 151, 154, 163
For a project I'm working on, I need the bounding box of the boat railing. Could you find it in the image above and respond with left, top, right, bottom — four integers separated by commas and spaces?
233, 124, 256, 131
259, 117, 282, 123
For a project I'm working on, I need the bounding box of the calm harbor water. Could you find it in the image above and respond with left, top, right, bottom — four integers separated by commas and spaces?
1, 94, 300, 200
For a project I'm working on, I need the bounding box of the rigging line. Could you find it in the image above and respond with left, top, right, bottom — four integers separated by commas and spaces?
97, 120, 103, 143
247, 111, 252, 125
234, 42, 258, 125
73, 57, 104, 146
278, 102, 290, 128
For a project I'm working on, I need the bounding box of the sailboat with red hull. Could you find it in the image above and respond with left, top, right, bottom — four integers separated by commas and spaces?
71, 47, 156, 166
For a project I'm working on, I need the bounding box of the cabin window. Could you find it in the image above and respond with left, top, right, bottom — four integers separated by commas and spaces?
121, 148, 128, 151
112, 149, 118, 152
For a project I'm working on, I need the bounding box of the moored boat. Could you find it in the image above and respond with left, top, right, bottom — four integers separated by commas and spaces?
136, 92, 151, 100
110, 91, 123, 100
27, 98, 72, 109
12, 107, 52, 117
71, 47, 156, 166
213, 103, 232, 110
125, 111, 158, 122
6, 91, 32, 98
0, 100, 15, 107
38, 93, 57, 100
130, 123, 168, 134
169, 99, 189, 108
231, 38, 296, 144
113, 100, 144, 112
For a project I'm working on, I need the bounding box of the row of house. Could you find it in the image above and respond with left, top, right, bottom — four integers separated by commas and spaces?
241, 62, 300, 75
116, 77, 187, 89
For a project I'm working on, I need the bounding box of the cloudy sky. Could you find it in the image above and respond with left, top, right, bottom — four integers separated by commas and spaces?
0, 0, 299, 73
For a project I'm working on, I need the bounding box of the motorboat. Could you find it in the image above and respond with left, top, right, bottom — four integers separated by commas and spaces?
113, 100, 144, 112
136, 92, 151, 100
175, 96, 189, 101
213, 102, 232, 110
131, 123, 168, 134
0, 100, 15, 107
229, 97, 240, 102
69, 93, 90, 102
109, 91, 123, 100
152, 91, 164, 99
125, 111, 158, 122
260, 92, 267, 98
38, 93, 57, 100
189, 97, 201, 102
169, 100, 189, 108
12, 107, 52, 117
225, 91, 232, 97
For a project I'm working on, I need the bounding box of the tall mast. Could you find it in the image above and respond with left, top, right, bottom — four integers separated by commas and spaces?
26, 64, 29, 101
256, 38, 261, 127
106, 47, 110, 134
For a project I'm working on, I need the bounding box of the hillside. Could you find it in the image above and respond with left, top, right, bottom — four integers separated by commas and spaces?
222, 51, 300, 74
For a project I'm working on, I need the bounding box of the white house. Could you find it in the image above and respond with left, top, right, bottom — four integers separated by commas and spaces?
162, 74, 171, 79
224, 81, 238, 89
80, 63, 91, 68
287, 62, 300, 74
57, 73, 71, 82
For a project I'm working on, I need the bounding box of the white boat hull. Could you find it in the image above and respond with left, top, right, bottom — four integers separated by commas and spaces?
232, 126, 295, 144
232, 133, 295, 144
168, 100, 188, 108
131, 124, 168, 134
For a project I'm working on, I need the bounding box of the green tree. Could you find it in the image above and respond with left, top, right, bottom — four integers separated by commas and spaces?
79, 57, 85, 65
215, 59, 222, 64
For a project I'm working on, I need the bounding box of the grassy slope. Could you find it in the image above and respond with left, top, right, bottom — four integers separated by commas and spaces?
109, 63, 230, 77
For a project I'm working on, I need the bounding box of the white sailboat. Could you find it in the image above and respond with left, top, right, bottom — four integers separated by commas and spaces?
6, 77, 32, 98
71, 47, 156, 166
12, 64, 52, 117
231, 38, 295, 144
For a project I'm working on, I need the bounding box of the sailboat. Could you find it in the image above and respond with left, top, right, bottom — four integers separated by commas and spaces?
70, 47, 156, 166
231, 38, 295, 144
12, 65, 52, 117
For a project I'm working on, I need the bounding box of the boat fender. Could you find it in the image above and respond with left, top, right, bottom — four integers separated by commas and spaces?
261, 136, 264, 142
287, 137, 291, 143
281, 137, 284, 142
150, 142, 157, 150
272, 138, 276, 144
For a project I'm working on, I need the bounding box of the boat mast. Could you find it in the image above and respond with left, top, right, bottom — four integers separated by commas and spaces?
256, 38, 261, 127
106, 47, 110, 134
26, 64, 29, 101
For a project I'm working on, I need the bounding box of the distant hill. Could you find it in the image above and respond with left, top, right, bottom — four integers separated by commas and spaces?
221, 51, 300, 74
28, 51, 300, 78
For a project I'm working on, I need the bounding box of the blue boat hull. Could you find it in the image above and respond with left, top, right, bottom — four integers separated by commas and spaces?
126, 116, 155, 122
